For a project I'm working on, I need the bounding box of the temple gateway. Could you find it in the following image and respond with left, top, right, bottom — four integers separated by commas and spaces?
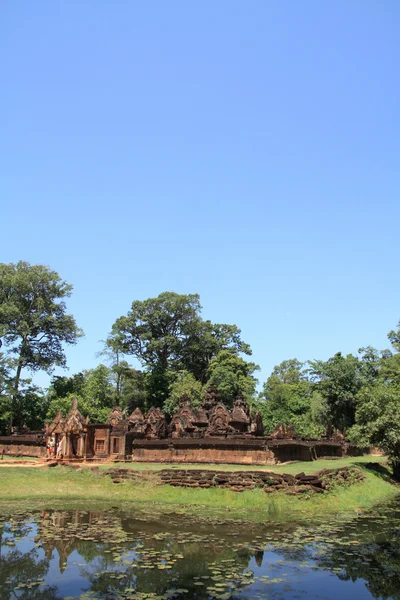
0, 384, 359, 465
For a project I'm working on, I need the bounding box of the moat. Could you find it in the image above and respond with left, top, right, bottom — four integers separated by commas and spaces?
1, 498, 400, 600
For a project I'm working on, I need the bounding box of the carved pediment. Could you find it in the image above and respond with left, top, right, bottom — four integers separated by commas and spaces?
270, 423, 295, 439
207, 403, 231, 435
192, 407, 209, 427
229, 392, 250, 431
175, 396, 196, 422
144, 407, 168, 439
46, 411, 66, 435
169, 397, 198, 437
202, 383, 220, 413
65, 397, 87, 433
128, 407, 144, 424
107, 406, 125, 426
250, 411, 264, 436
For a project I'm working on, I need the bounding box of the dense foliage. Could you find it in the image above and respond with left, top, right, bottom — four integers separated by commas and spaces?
0, 261, 82, 431
1, 260, 400, 475
108, 292, 251, 405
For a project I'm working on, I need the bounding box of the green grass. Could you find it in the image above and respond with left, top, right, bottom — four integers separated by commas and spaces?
0, 455, 37, 461
91, 454, 387, 474
0, 456, 397, 523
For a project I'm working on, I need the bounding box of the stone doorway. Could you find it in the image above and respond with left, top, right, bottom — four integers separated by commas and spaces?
70, 434, 80, 457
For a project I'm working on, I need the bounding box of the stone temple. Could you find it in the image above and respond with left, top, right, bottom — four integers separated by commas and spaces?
0, 384, 358, 465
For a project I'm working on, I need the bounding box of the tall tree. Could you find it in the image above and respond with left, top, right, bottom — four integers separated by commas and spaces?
388, 320, 400, 352
308, 352, 363, 432
349, 384, 400, 478
257, 359, 321, 437
97, 341, 148, 411
109, 292, 251, 405
348, 319, 400, 477
164, 370, 205, 415
206, 350, 259, 407
0, 261, 83, 428
46, 365, 115, 423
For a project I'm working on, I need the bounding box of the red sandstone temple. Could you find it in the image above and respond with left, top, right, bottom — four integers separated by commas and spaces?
0, 384, 356, 465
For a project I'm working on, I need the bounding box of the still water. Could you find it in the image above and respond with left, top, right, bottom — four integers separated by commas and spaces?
1, 499, 400, 600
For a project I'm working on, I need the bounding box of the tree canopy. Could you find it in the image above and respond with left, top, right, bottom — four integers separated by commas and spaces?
0, 261, 83, 430
256, 359, 323, 437
108, 291, 252, 405
1, 260, 400, 469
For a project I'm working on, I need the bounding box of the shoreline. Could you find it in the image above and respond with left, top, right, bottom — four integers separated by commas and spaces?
0, 456, 398, 524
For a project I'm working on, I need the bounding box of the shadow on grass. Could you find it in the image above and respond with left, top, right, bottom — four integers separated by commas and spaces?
355, 461, 397, 484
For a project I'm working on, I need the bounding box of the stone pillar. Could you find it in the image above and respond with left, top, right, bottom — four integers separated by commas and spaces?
106, 427, 111, 456
80, 434, 86, 458
84, 432, 89, 459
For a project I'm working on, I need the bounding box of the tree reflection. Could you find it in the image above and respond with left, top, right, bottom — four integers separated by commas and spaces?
318, 539, 400, 600
0, 547, 60, 600
1, 505, 399, 600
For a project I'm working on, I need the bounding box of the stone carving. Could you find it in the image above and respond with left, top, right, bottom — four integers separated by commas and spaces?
250, 411, 264, 436
158, 386, 264, 438
169, 396, 198, 438
192, 406, 209, 429
107, 406, 126, 426
44, 389, 266, 451
45, 397, 88, 458
143, 407, 168, 439
229, 391, 250, 432
207, 402, 232, 436
331, 428, 346, 442
46, 411, 65, 436
128, 407, 145, 435
202, 382, 220, 413
3, 393, 354, 464
65, 397, 87, 434
270, 423, 296, 439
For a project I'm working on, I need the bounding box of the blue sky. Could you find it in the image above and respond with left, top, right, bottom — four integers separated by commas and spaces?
2, 1, 399, 389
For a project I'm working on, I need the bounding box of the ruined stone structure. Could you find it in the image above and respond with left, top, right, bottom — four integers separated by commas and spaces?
0, 385, 362, 464
167, 388, 264, 440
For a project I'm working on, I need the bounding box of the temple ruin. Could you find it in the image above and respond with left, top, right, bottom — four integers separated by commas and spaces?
0, 384, 360, 465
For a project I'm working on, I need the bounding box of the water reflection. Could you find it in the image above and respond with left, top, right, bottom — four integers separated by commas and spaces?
0, 518, 60, 599
0, 501, 399, 600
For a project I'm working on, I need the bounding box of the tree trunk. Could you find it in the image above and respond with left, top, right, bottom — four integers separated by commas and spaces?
9, 343, 26, 432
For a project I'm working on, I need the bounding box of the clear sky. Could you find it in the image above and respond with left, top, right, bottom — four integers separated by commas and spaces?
1, 1, 399, 389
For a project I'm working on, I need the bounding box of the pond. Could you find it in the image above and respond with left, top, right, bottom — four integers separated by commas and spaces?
1, 498, 400, 600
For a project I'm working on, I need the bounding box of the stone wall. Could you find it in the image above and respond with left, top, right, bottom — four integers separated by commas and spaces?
0, 432, 359, 464
131, 438, 277, 465
0, 438, 46, 458
158, 465, 364, 494
130, 438, 346, 465
100, 465, 364, 495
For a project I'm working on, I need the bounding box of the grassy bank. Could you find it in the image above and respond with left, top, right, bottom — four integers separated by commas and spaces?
0, 457, 397, 522
91, 454, 387, 474
0, 454, 36, 461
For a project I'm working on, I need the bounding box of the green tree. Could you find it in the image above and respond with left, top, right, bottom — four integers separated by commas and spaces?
10, 384, 48, 432
181, 320, 251, 383
0, 353, 13, 435
308, 352, 364, 432
257, 359, 322, 437
206, 350, 259, 407
97, 341, 148, 411
0, 261, 83, 428
164, 370, 205, 415
348, 384, 400, 478
109, 292, 251, 406
46, 365, 115, 423
348, 320, 400, 478
47, 372, 86, 400
388, 320, 400, 351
